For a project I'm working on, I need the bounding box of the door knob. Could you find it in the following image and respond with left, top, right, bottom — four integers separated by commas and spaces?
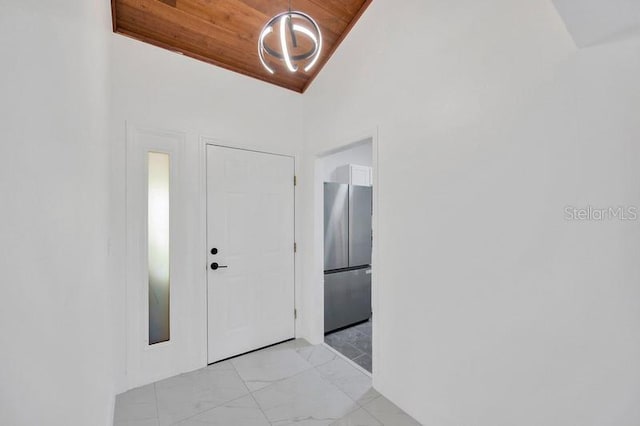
210, 248, 218, 255
210, 262, 228, 270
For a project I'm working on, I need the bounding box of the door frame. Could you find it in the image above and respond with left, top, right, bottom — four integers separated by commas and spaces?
125, 123, 188, 389
199, 137, 297, 364
313, 128, 380, 379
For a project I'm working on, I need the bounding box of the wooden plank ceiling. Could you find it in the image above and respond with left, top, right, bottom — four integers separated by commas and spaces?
112, 0, 372, 93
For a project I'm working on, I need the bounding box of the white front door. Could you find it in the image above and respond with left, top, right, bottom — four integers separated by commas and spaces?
206, 145, 295, 363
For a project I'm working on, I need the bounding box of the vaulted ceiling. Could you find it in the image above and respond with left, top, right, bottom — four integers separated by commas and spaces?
111, 0, 372, 93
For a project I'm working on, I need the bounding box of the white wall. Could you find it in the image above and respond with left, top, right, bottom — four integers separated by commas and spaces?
553, 0, 640, 47
321, 140, 373, 182
301, 1, 640, 425
0, 2, 114, 426
109, 34, 305, 391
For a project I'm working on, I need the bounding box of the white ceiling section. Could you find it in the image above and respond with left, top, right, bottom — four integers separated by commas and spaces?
553, 0, 640, 47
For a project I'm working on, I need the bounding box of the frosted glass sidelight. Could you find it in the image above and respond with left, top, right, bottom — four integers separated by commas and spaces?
148, 152, 170, 345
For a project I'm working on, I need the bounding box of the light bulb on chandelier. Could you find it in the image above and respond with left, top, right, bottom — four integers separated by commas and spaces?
258, 2, 322, 74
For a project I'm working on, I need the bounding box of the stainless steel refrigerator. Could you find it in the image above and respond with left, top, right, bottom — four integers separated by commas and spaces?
324, 182, 372, 333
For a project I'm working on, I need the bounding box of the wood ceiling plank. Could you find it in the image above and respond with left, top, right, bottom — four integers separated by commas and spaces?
111, 0, 118, 31
117, 0, 307, 90
126, 0, 334, 80
118, 2, 246, 58
307, 0, 366, 19
175, 0, 339, 48
238, 0, 347, 38
175, 0, 266, 40
118, 27, 305, 92
112, 0, 372, 92
120, 0, 260, 69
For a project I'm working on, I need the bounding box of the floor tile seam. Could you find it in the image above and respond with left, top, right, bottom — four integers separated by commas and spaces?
163, 345, 312, 424
160, 363, 252, 426
321, 342, 371, 377
351, 353, 373, 370
352, 352, 367, 361
227, 358, 252, 395
349, 337, 371, 353
246, 391, 275, 426
292, 346, 339, 369
308, 354, 339, 369
246, 363, 316, 395
309, 362, 373, 414
153, 382, 160, 420
228, 353, 275, 425
359, 395, 391, 424
334, 340, 366, 359
332, 326, 368, 340
247, 362, 359, 417
268, 405, 360, 426
229, 359, 271, 418
327, 407, 381, 426
355, 395, 376, 409
313, 369, 360, 402
351, 328, 370, 340
164, 391, 255, 426
337, 402, 368, 423
311, 359, 354, 382
232, 348, 315, 382
328, 381, 377, 411
351, 341, 372, 355
290, 345, 317, 365
131, 343, 365, 426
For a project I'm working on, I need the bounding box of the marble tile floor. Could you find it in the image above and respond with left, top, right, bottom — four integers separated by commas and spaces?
324, 320, 372, 373
114, 338, 420, 426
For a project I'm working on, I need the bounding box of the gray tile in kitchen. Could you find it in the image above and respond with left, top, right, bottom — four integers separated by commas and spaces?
178, 394, 269, 426
253, 368, 358, 426
325, 322, 372, 373
350, 333, 372, 355
231, 343, 313, 391
330, 408, 382, 426
352, 354, 372, 373
353, 321, 372, 337
363, 396, 422, 426
325, 334, 365, 361
332, 326, 366, 341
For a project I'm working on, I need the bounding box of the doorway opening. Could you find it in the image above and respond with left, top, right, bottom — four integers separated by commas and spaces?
319, 139, 373, 373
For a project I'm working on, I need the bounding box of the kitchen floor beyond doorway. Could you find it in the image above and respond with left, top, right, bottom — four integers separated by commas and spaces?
325, 319, 372, 373
114, 338, 420, 425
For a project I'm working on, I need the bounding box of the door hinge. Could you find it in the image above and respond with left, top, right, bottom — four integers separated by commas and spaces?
294, 242, 297, 253
294, 309, 298, 319
294, 175, 297, 186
